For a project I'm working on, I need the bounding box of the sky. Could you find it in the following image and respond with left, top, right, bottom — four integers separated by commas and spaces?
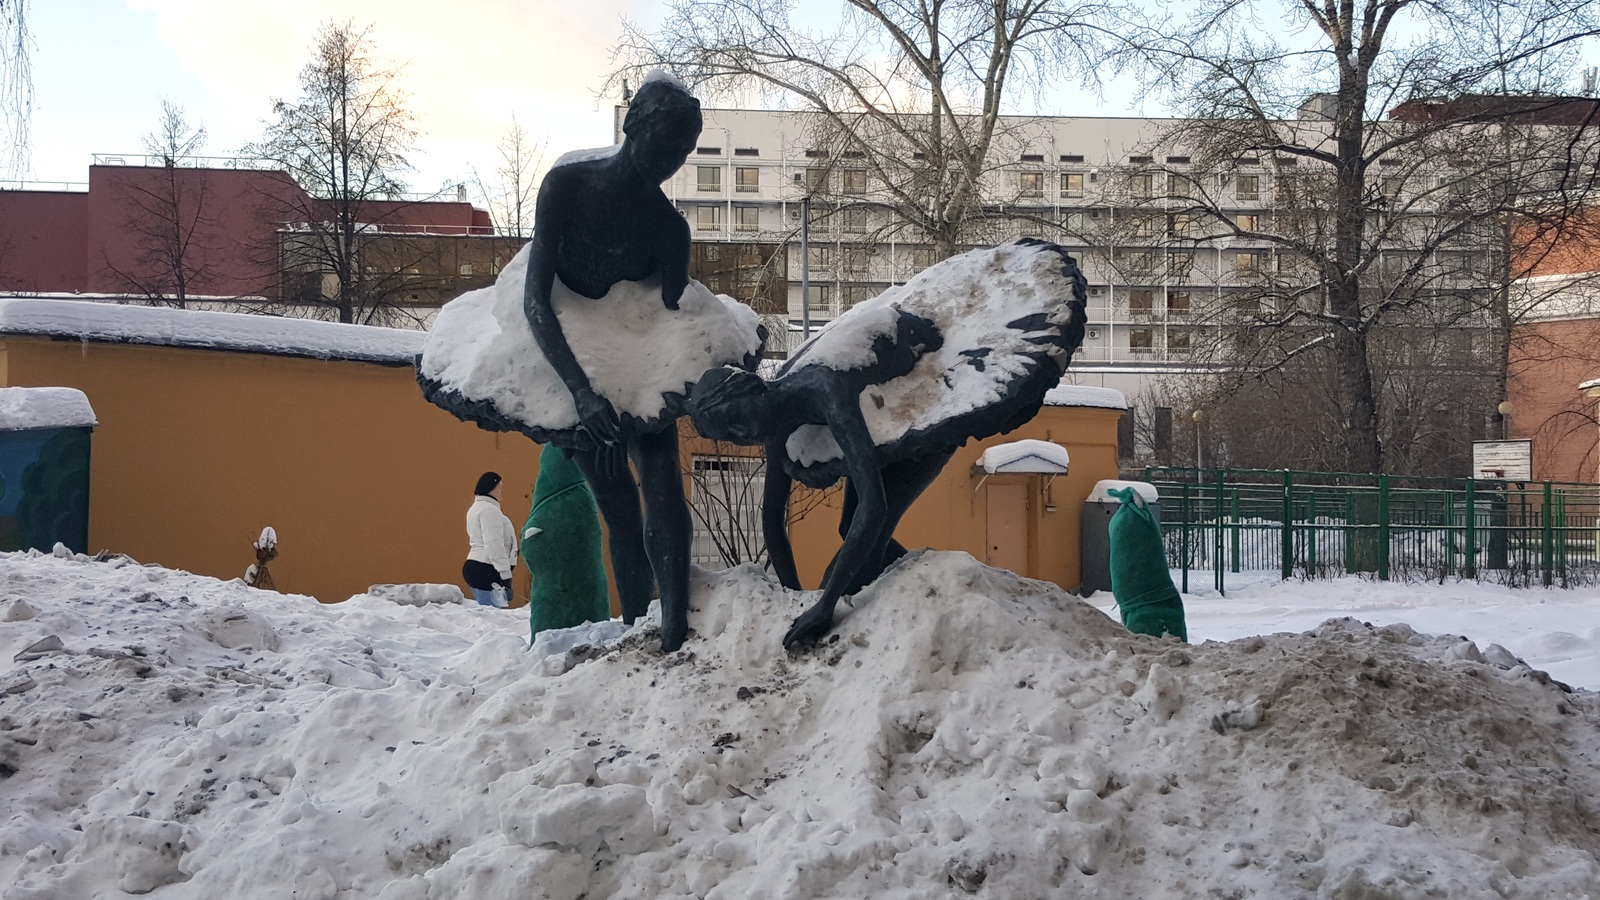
21, 0, 661, 192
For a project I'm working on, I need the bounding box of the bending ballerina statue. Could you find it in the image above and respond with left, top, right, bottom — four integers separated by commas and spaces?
690, 239, 1086, 648
418, 73, 763, 652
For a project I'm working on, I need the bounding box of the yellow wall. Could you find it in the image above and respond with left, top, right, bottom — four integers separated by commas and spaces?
0, 337, 539, 603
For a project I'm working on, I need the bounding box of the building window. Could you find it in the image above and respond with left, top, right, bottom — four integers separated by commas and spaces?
1168, 174, 1194, 198
1065, 211, 1085, 232
1131, 214, 1156, 238
735, 166, 759, 192
806, 246, 831, 271
1129, 290, 1155, 316
734, 147, 760, 156
1235, 251, 1261, 275
843, 284, 878, 306
1169, 329, 1191, 352
1060, 172, 1084, 199
804, 148, 828, 158
842, 207, 868, 233
458, 263, 473, 276
1125, 251, 1156, 276
804, 168, 829, 192
841, 169, 868, 194
734, 206, 760, 232
1129, 173, 1153, 199
1167, 291, 1191, 316
907, 247, 934, 271
1130, 328, 1154, 352
1236, 174, 1260, 201
696, 146, 722, 155
1167, 251, 1193, 279
697, 166, 722, 192
805, 284, 831, 313
1020, 171, 1044, 198
695, 205, 722, 231
1061, 154, 1086, 163
844, 247, 871, 275
1236, 213, 1259, 232
1167, 213, 1191, 237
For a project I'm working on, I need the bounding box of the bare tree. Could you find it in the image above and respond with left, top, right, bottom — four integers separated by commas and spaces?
0, 0, 29, 177
1118, 0, 1600, 473
472, 117, 544, 239
100, 100, 216, 306
681, 421, 840, 569
249, 21, 424, 325
614, 0, 1116, 261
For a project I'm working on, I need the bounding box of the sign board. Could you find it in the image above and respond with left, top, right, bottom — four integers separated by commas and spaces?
1471, 440, 1533, 481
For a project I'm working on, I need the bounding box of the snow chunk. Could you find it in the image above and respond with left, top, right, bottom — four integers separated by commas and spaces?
0, 387, 97, 431
1086, 479, 1160, 504
1044, 385, 1127, 410
364, 583, 466, 607
551, 144, 621, 168
977, 439, 1069, 474
0, 298, 424, 364
642, 68, 689, 92
505, 783, 656, 855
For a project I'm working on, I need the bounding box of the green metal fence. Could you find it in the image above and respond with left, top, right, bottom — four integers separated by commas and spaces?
1142, 467, 1600, 594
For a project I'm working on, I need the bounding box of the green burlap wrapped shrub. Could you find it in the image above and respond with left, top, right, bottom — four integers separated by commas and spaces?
521, 444, 611, 638
1106, 486, 1186, 641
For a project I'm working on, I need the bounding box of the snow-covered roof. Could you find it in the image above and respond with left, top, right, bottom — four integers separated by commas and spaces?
976, 439, 1069, 474
0, 299, 425, 365
1087, 479, 1160, 504
1043, 385, 1128, 410
0, 387, 97, 431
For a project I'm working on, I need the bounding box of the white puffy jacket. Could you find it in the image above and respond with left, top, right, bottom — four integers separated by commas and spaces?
466, 495, 518, 580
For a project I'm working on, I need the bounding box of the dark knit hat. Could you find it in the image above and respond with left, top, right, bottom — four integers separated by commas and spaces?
474, 471, 503, 496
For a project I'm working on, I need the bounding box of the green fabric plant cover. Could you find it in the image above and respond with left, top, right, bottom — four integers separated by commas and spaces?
522, 444, 610, 638
1106, 486, 1187, 641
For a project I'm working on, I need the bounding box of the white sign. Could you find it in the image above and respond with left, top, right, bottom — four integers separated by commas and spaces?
1471, 440, 1533, 481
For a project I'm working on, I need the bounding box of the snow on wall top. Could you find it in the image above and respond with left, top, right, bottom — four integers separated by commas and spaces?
976, 439, 1069, 474
1581, 377, 1600, 391
0, 299, 425, 365
0, 387, 97, 431
642, 68, 690, 92
1086, 479, 1160, 504
1043, 385, 1127, 410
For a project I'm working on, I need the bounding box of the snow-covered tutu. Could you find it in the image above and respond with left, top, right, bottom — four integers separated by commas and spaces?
419, 244, 765, 450
777, 239, 1086, 487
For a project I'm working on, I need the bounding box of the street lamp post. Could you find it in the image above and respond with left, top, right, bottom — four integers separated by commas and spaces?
800, 194, 811, 341
1497, 399, 1513, 441
1192, 409, 1204, 472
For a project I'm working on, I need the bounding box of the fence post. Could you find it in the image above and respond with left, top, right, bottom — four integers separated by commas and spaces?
1180, 481, 1190, 594
1377, 474, 1390, 581
1464, 479, 1477, 579
1230, 488, 1241, 574
1542, 481, 1554, 587
1215, 467, 1226, 596
1281, 470, 1294, 580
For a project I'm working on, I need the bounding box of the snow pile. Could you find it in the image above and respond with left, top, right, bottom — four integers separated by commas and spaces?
2, 549, 1598, 897
418, 244, 764, 447
976, 439, 1070, 474
0, 387, 97, 431
0, 299, 425, 364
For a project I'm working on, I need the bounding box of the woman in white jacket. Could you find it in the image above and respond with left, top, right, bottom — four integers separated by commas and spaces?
463, 472, 517, 606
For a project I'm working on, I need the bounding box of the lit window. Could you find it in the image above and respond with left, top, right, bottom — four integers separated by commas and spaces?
1235, 252, 1260, 275
735, 167, 759, 192
1019, 172, 1044, 198
1060, 172, 1084, 198
458, 263, 473, 276
1236, 213, 1259, 232
1167, 213, 1191, 237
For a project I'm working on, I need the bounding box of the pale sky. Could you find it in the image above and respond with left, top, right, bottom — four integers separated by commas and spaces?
23, 0, 660, 192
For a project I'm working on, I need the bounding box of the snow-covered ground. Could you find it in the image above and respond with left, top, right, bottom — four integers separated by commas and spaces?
3, 547, 1599, 898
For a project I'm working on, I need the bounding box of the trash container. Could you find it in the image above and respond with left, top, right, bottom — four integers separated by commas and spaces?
1080, 479, 1159, 597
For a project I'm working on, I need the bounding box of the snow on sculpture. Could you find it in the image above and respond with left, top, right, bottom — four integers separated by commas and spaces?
690, 239, 1088, 646
418, 74, 762, 653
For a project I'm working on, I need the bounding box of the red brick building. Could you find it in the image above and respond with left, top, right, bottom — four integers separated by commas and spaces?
1508, 208, 1600, 483
0, 160, 511, 320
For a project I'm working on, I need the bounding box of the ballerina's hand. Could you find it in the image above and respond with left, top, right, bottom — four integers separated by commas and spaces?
575, 389, 622, 445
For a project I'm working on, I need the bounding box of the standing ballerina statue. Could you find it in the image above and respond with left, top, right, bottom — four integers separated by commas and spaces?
419, 73, 763, 652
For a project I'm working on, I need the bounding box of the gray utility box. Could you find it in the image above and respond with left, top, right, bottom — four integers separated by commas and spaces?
1080, 480, 1160, 598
